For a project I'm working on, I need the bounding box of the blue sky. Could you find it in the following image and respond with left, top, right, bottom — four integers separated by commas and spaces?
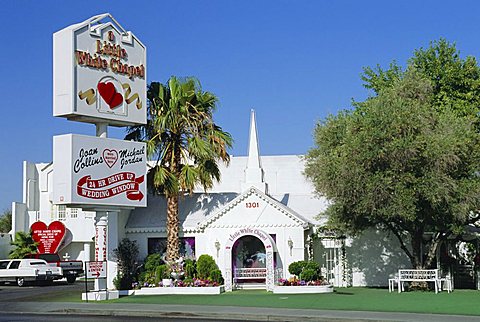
1, 0, 480, 211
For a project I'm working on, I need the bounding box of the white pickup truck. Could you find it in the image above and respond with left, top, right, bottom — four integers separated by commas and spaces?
0, 259, 63, 286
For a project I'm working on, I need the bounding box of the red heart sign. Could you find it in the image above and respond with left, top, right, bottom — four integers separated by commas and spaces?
97, 82, 123, 109
103, 149, 118, 168
31, 221, 66, 254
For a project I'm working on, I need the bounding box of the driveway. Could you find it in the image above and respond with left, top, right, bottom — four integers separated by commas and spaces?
0, 279, 90, 303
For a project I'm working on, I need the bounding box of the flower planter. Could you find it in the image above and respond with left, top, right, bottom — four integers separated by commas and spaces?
273, 285, 334, 294
133, 285, 225, 295
162, 278, 172, 287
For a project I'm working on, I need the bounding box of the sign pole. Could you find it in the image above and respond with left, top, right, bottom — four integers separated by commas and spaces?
84, 261, 88, 303
105, 260, 108, 300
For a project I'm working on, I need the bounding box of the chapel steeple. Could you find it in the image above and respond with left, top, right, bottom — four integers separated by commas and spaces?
242, 109, 268, 194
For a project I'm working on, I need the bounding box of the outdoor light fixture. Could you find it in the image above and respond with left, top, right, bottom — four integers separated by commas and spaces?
288, 237, 293, 256
215, 240, 221, 257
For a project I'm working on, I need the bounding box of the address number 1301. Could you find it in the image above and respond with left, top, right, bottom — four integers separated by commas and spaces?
245, 202, 260, 208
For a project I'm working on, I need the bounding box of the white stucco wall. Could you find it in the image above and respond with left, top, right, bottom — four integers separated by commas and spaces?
0, 234, 11, 258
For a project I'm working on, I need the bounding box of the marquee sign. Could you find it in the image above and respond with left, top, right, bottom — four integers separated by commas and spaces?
53, 14, 146, 126
53, 134, 147, 208
31, 221, 66, 254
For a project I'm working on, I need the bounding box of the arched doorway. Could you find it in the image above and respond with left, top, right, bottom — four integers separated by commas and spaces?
232, 235, 266, 286
224, 228, 276, 291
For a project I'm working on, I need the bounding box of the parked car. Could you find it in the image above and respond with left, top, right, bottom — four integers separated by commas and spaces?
27, 253, 83, 283
0, 259, 63, 286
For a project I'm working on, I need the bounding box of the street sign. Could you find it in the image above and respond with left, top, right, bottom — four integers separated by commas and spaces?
86, 261, 107, 279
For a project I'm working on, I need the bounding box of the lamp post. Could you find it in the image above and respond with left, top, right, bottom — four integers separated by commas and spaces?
215, 240, 221, 257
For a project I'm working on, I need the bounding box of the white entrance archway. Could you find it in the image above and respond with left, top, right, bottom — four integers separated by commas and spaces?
224, 228, 276, 291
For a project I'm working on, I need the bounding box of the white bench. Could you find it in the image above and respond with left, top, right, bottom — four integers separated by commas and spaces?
234, 268, 266, 283
393, 269, 451, 294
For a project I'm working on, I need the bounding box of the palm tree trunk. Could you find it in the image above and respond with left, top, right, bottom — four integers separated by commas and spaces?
166, 193, 180, 261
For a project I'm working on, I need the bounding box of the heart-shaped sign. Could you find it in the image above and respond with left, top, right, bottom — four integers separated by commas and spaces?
103, 149, 118, 168
31, 221, 66, 254
97, 82, 123, 109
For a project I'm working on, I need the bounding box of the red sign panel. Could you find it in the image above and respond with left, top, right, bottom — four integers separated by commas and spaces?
30, 221, 66, 254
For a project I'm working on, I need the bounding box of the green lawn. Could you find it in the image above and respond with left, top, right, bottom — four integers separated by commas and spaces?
40, 287, 480, 316
105, 288, 480, 316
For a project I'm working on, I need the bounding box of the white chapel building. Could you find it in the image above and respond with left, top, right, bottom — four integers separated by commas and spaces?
12, 110, 408, 289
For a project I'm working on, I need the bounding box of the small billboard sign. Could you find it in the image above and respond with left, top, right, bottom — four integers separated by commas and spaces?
30, 221, 66, 254
53, 134, 147, 208
86, 261, 107, 279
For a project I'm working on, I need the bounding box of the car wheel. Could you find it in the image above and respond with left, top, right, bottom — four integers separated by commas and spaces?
16, 277, 25, 287
66, 275, 76, 284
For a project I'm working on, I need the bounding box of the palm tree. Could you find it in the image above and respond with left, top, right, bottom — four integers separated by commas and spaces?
126, 77, 233, 261
9, 231, 38, 259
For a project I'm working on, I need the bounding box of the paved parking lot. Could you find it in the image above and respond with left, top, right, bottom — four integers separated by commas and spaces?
0, 279, 90, 303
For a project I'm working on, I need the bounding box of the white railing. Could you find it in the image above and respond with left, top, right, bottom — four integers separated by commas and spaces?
234, 268, 267, 280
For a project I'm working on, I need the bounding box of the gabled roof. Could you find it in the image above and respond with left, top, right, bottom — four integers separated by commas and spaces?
61, 13, 145, 48
125, 192, 238, 233
197, 186, 313, 230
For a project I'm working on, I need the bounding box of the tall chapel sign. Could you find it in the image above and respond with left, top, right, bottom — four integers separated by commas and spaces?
52, 13, 147, 209
53, 13, 146, 126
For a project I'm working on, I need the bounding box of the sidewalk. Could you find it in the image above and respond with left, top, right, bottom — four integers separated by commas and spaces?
1, 301, 480, 322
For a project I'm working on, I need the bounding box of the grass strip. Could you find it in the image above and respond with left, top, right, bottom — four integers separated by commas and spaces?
107, 288, 480, 316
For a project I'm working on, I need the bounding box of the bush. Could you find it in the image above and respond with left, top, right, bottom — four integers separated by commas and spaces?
144, 253, 164, 272
113, 238, 140, 290
155, 264, 170, 282
304, 261, 320, 272
113, 272, 133, 290
185, 261, 196, 278
197, 254, 218, 280
288, 261, 321, 280
288, 261, 307, 276
209, 269, 224, 284
300, 268, 318, 282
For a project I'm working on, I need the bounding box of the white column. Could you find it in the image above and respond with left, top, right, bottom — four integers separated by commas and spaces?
94, 212, 108, 291
106, 211, 119, 290
83, 242, 91, 262
96, 123, 108, 138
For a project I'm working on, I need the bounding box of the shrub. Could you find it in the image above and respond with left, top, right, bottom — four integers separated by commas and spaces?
185, 261, 196, 278
304, 261, 320, 272
288, 261, 307, 276
209, 269, 224, 284
113, 272, 133, 290
155, 264, 170, 282
300, 268, 318, 282
144, 253, 164, 272
288, 260, 321, 280
113, 238, 140, 290
197, 254, 218, 280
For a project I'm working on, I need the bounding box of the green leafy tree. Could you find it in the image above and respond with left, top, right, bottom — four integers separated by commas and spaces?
305, 71, 480, 269
126, 77, 233, 261
361, 39, 480, 119
0, 209, 12, 233
9, 231, 38, 259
